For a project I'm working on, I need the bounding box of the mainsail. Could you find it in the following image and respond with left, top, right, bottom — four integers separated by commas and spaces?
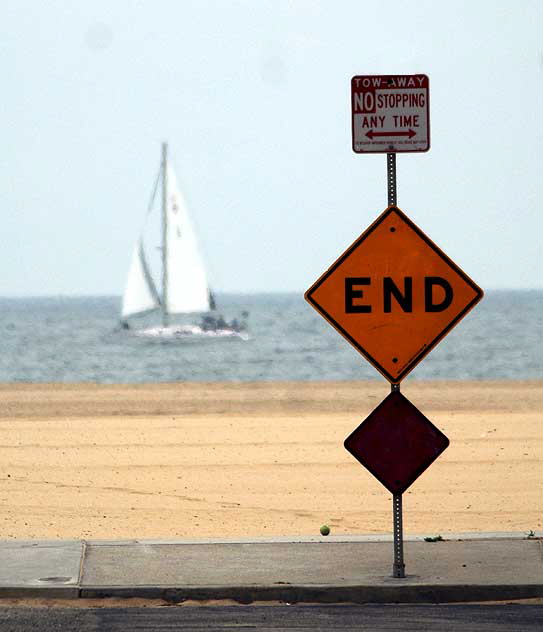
165, 166, 211, 313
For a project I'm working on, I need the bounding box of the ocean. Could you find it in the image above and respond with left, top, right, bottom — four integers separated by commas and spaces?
0, 291, 541, 383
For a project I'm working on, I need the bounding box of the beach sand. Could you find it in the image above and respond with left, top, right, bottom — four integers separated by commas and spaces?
0, 381, 541, 540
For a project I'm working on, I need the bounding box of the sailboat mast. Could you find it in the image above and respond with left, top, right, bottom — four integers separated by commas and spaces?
161, 142, 169, 328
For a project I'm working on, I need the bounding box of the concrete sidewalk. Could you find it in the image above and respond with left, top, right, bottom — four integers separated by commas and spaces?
0, 533, 541, 604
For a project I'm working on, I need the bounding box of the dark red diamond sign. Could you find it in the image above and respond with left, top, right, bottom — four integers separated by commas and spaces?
344, 391, 449, 494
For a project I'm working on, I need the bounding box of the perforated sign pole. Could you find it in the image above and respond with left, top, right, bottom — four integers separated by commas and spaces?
387, 157, 405, 578
392, 488, 405, 578
387, 153, 397, 206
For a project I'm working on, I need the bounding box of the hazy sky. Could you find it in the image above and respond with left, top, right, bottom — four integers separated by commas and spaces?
3, 0, 543, 296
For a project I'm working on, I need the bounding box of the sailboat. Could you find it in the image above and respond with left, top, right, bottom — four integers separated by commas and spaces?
120, 143, 248, 340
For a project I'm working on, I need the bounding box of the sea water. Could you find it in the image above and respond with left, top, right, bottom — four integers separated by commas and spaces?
0, 291, 541, 383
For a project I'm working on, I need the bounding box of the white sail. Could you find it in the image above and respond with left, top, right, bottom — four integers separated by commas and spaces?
165, 165, 211, 314
121, 239, 160, 318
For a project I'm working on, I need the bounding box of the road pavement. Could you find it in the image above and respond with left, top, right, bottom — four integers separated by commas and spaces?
1, 604, 543, 631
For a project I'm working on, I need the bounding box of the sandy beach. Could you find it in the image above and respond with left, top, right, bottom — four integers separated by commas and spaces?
0, 381, 541, 540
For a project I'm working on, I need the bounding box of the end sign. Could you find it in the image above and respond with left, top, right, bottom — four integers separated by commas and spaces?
305, 206, 483, 383
352, 74, 430, 154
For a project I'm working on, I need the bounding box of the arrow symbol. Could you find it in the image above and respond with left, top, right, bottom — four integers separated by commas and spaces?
366, 129, 417, 139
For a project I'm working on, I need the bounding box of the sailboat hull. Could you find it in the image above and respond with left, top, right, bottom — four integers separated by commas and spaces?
134, 325, 249, 341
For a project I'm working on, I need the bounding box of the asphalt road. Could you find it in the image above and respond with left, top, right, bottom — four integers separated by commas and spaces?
0, 604, 542, 631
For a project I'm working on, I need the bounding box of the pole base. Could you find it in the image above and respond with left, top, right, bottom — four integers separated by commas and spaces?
392, 562, 405, 578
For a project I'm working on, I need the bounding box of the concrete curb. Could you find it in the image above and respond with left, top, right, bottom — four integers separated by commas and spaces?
79, 583, 543, 605
0, 586, 80, 599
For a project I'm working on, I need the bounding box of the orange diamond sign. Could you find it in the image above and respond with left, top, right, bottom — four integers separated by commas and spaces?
305, 206, 483, 383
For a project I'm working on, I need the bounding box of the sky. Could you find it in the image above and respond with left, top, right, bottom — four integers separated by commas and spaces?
2, 0, 543, 296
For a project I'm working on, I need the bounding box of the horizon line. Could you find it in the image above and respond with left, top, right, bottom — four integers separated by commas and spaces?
0, 287, 542, 300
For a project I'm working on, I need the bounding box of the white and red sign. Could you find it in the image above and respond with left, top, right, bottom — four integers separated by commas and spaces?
351, 74, 430, 154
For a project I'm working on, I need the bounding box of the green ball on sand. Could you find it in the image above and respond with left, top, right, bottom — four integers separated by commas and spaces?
320, 524, 330, 536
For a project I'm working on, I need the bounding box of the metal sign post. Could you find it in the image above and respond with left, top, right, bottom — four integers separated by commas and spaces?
387, 153, 397, 206
392, 492, 405, 578
390, 375, 404, 578
388, 158, 404, 577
